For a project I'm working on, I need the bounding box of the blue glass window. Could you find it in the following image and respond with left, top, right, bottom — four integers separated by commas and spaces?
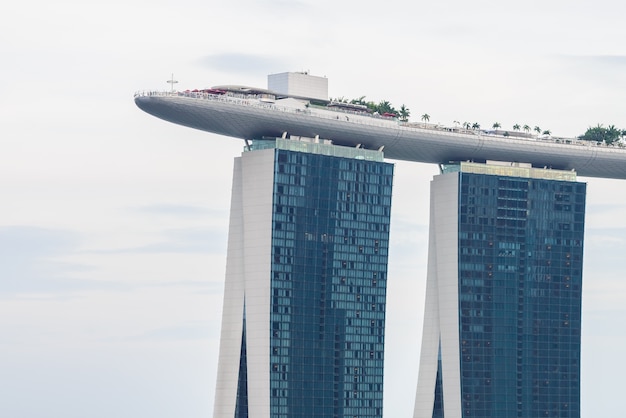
453, 173, 585, 418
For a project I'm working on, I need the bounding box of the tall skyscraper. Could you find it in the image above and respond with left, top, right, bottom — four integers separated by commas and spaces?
414, 161, 585, 418
213, 137, 393, 418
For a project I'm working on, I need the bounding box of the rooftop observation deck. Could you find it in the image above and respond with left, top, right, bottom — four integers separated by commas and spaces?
134, 90, 626, 180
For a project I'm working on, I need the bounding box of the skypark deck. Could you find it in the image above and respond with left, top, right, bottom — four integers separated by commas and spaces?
134, 90, 626, 180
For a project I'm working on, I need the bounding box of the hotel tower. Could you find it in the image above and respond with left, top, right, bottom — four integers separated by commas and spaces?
414, 162, 584, 418
213, 137, 393, 417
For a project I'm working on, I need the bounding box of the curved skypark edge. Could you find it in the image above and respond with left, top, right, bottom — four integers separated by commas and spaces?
134, 73, 626, 180
134, 90, 614, 150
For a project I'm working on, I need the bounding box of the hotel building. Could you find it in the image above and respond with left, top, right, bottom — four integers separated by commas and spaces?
133, 72, 619, 418
414, 162, 584, 418
212, 137, 393, 417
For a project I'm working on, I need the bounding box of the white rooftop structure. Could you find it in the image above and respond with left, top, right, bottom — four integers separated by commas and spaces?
268, 72, 328, 101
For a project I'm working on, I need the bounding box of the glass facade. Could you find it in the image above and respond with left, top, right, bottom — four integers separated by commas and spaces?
431, 170, 585, 418
234, 143, 394, 417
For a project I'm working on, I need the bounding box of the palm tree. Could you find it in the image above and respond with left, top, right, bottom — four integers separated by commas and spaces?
350, 96, 367, 105
421, 113, 430, 123
523, 124, 531, 134
606, 125, 620, 145
580, 124, 607, 142
513, 124, 521, 131
492, 122, 501, 131
542, 130, 551, 136
472, 122, 481, 130
377, 100, 396, 115
398, 104, 410, 122
463, 122, 471, 130
534, 126, 541, 135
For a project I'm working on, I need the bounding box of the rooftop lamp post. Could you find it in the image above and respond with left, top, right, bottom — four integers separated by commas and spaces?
167, 73, 178, 93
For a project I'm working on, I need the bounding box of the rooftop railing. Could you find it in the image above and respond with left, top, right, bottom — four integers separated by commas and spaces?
134, 90, 626, 151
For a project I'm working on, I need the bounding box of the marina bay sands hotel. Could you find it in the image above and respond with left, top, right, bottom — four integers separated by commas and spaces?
135, 72, 625, 418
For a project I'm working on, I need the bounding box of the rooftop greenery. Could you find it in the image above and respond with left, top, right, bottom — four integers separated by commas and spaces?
330, 96, 411, 122
579, 124, 625, 145
329, 97, 625, 145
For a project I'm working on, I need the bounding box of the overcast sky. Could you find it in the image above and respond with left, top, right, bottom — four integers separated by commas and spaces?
2, 0, 626, 417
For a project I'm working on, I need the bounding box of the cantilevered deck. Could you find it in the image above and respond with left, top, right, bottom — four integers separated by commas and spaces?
135, 90, 626, 179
